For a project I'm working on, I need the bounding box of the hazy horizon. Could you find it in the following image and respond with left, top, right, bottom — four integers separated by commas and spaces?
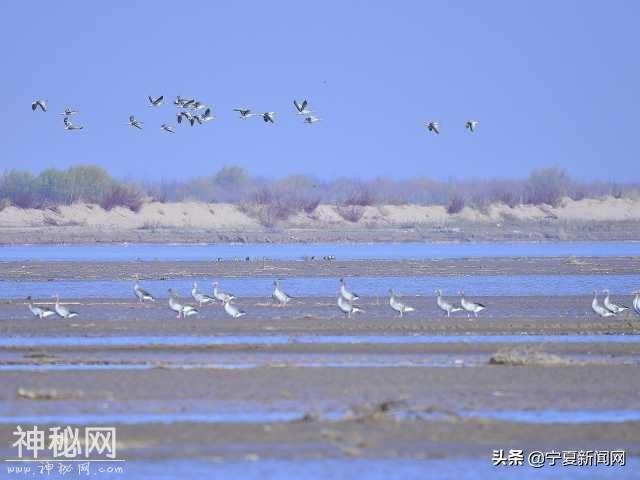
3, 1, 638, 182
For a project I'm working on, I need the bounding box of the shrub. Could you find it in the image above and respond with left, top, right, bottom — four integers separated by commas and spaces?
524, 167, 570, 206
446, 195, 465, 214
99, 184, 143, 212
337, 205, 365, 222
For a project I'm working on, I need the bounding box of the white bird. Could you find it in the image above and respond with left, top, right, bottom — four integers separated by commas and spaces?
189, 100, 206, 111
148, 95, 164, 107
339, 278, 359, 302
293, 99, 311, 115
176, 111, 192, 124
435, 289, 462, 317
233, 108, 260, 119
160, 124, 175, 133
262, 112, 275, 123
168, 289, 199, 318
53, 295, 79, 319
304, 115, 321, 124
26, 296, 55, 319
127, 115, 143, 129
63, 117, 83, 130
223, 299, 246, 318
426, 121, 440, 134
337, 295, 363, 318
388, 289, 415, 317
633, 291, 640, 316
59, 107, 77, 116
212, 282, 235, 304
592, 290, 615, 318
191, 282, 215, 307
32, 100, 47, 112
174, 96, 189, 107
465, 120, 479, 133
272, 280, 291, 306
459, 290, 485, 319
603, 289, 628, 314
199, 108, 215, 122
134, 280, 155, 303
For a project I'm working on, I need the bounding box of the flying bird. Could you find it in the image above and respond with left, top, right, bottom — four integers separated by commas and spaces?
160, 124, 175, 133
200, 108, 214, 122
426, 121, 440, 134
262, 112, 275, 123
59, 107, 77, 116
465, 120, 479, 133
32, 100, 47, 112
148, 95, 164, 107
63, 117, 83, 130
234, 108, 259, 119
127, 115, 143, 129
304, 115, 321, 124
293, 99, 311, 115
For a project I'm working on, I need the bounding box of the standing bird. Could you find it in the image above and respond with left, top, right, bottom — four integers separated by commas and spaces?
293, 99, 311, 115
603, 290, 628, 314
592, 290, 615, 318
339, 278, 359, 302
63, 117, 83, 130
234, 108, 259, 119
465, 120, 479, 133
262, 112, 275, 123
272, 280, 292, 307
212, 282, 235, 304
388, 289, 415, 317
134, 279, 155, 303
160, 124, 175, 133
633, 291, 640, 316
32, 100, 47, 112
53, 295, 79, 319
337, 295, 364, 318
191, 282, 215, 307
426, 121, 440, 134
147, 95, 164, 107
59, 107, 78, 116
127, 115, 143, 129
168, 289, 198, 318
304, 115, 321, 124
459, 290, 485, 319
435, 289, 462, 317
26, 296, 55, 319
223, 299, 247, 318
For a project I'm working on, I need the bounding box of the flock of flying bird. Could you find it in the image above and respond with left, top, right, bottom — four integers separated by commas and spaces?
30, 96, 322, 133
31, 97, 477, 134
25, 281, 640, 321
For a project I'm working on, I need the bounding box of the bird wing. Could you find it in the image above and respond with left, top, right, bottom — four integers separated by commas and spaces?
293, 100, 301, 112
302, 99, 308, 109
31, 102, 37, 111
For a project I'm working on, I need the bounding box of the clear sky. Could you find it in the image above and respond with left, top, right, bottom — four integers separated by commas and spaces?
2, 1, 638, 181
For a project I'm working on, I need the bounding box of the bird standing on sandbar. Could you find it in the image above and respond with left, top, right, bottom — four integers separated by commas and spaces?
388, 289, 415, 317
27, 296, 55, 319
272, 280, 292, 307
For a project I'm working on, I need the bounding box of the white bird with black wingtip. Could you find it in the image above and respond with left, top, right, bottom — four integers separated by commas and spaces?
602, 289, 628, 314
592, 290, 615, 318
388, 288, 415, 317
54, 294, 79, 319
134, 278, 155, 303
223, 299, 247, 318
435, 289, 462, 317
27, 296, 55, 319
337, 295, 363, 318
191, 282, 215, 307
212, 282, 235, 304
459, 290, 485, 319
339, 278, 359, 302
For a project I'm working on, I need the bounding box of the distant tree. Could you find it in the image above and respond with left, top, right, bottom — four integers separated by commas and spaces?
524, 167, 570, 206
0, 170, 36, 208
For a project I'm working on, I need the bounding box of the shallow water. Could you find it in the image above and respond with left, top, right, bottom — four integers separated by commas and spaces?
5, 457, 637, 480
4, 274, 640, 299
2, 334, 639, 348
2, 241, 640, 261
1, 409, 639, 426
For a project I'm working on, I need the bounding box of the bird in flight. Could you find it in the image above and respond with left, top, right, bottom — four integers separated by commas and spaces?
465, 120, 479, 133
262, 112, 275, 123
304, 115, 321, 124
426, 121, 440, 134
63, 117, 83, 130
293, 99, 311, 115
127, 115, 143, 129
234, 108, 259, 119
148, 95, 164, 107
160, 124, 175, 133
59, 107, 78, 116
32, 100, 47, 112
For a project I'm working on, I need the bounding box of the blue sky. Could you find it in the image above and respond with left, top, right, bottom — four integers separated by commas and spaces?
2, 1, 638, 181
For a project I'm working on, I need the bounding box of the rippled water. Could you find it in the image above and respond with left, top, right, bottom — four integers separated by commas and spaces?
1, 241, 640, 261
2, 334, 639, 348
3, 274, 640, 299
